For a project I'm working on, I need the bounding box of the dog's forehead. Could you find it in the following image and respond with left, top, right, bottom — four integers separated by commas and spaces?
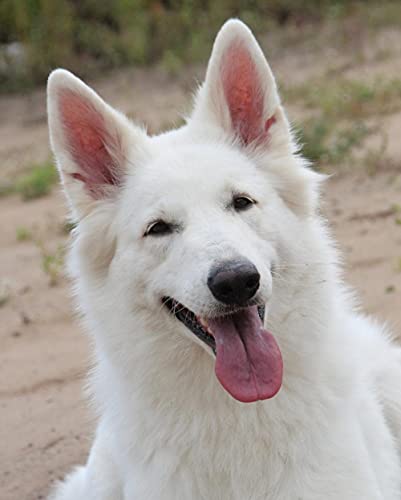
136, 143, 260, 194
120, 141, 269, 225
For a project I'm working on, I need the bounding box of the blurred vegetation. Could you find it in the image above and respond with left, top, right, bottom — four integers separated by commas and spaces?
1, 1, 401, 171
296, 120, 371, 166
12, 162, 57, 200
16, 225, 33, 241
286, 78, 401, 121
40, 242, 65, 286
0, 161, 58, 201
1, 0, 401, 91
286, 76, 401, 167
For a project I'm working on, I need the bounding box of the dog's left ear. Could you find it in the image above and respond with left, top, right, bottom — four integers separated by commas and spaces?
192, 19, 290, 150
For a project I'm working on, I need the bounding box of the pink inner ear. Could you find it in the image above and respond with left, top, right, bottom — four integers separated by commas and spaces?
221, 43, 275, 145
59, 90, 120, 198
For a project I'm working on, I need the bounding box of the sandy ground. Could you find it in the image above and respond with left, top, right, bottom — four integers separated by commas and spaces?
1, 24, 401, 500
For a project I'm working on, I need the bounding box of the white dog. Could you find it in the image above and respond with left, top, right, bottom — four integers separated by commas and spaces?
47, 19, 401, 500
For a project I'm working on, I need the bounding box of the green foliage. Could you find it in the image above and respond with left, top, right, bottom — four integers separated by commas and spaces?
16, 226, 32, 241
296, 118, 370, 168
1, 0, 399, 91
287, 75, 401, 168
15, 162, 57, 200
39, 243, 65, 286
286, 78, 401, 121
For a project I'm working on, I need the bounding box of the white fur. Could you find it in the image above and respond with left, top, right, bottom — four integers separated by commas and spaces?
47, 19, 401, 500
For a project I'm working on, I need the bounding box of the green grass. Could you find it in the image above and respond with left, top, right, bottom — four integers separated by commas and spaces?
0, 161, 58, 200
15, 162, 57, 200
295, 118, 370, 167
16, 226, 32, 241
39, 243, 65, 286
284, 78, 401, 121
286, 76, 401, 168
1, 1, 400, 91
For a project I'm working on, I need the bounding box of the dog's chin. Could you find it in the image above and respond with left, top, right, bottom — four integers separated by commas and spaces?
162, 297, 266, 355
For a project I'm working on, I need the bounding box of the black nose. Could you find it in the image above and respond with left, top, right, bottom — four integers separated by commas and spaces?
207, 259, 260, 306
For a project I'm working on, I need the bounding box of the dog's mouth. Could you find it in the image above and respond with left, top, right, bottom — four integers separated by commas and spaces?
163, 297, 265, 355
163, 297, 218, 353
162, 297, 283, 403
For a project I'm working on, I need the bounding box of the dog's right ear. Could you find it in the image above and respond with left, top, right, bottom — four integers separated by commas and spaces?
47, 69, 144, 220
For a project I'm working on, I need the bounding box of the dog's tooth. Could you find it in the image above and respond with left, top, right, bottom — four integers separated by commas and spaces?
199, 317, 209, 330
198, 317, 215, 337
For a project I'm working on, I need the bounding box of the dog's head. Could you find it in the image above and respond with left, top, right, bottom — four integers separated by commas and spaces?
48, 20, 322, 403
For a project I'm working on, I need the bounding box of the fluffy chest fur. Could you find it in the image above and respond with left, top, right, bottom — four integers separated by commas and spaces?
92, 318, 400, 500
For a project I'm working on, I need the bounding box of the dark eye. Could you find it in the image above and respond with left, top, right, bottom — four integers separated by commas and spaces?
145, 220, 173, 236
233, 195, 255, 211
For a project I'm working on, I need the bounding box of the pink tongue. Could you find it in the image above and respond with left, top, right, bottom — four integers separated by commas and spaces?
208, 306, 283, 403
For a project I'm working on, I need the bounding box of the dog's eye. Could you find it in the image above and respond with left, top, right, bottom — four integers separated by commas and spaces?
233, 196, 255, 211
145, 220, 173, 237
